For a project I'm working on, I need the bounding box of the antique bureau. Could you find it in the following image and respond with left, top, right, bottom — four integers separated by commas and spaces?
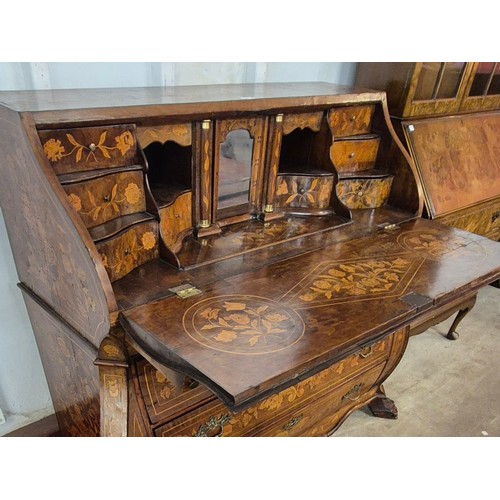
1, 82, 499, 437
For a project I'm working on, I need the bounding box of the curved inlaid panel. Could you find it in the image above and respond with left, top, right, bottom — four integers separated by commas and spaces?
397, 229, 487, 261
183, 295, 305, 355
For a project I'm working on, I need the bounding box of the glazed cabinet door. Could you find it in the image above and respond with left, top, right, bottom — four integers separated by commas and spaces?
460, 62, 500, 112
403, 62, 473, 117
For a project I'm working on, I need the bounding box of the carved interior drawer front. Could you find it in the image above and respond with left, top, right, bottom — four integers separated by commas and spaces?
337, 176, 393, 209
275, 174, 334, 210
328, 105, 375, 138
39, 124, 138, 175
96, 221, 159, 282
159, 191, 193, 252
330, 137, 380, 173
135, 358, 215, 425
63, 170, 146, 228
156, 335, 392, 437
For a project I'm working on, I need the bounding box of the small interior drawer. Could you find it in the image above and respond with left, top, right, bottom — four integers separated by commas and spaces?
330, 137, 380, 173
275, 172, 334, 211
328, 105, 375, 138
62, 169, 146, 228
39, 124, 139, 174
96, 221, 159, 282
337, 176, 393, 209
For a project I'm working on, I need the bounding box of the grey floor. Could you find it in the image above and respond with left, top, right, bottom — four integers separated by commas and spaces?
334, 284, 499, 437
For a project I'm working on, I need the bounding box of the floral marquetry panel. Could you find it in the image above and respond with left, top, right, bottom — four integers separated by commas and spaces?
275, 174, 333, 212
63, 170, 146, 228
39, 124, 139, 175
96, 221, 159, 282
336, 176, 393, 209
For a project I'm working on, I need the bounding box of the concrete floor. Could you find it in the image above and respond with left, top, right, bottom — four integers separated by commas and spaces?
334, 284, 499, 437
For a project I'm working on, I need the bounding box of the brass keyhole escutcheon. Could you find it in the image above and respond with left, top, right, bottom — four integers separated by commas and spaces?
357, 190, 364, 197
349, 152, 356, 158
298, 187, 306, 195
124, 248, 131, 256
282, 414, 304, 431
103, 194, 110, 202
195, 414, 231, 437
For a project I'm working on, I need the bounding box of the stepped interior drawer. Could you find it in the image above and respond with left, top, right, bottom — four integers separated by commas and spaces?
337, 176, 394, 209
96, 221, 159, 282
330, 137, 380, 173
328, 105, 375, 138
62, 170, 146, 228
275, 172, 334, 212
155, 335, 393, 437
39, 124, 139, 175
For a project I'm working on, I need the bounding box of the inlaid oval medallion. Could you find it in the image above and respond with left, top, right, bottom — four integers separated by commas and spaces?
183, 295, 305, 355
397, 229, 486, 261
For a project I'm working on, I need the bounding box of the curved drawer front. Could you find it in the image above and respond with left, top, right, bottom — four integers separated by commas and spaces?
155, 334, 393, 437
337, 176, 393, 209
39, 124, 138, 175
328, 105, 375, 138
96, 221, 159, 282
330, 137, 380, 173
275, 174, 334, 210
63, 170, 146, 228
135, 358, 214, 425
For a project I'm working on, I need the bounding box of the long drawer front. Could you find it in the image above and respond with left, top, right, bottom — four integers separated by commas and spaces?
153, 330, 402, 437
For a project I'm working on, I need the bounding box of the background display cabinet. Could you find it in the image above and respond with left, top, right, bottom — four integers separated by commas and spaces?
356, 63, 500, 247
1, 83, 499, 436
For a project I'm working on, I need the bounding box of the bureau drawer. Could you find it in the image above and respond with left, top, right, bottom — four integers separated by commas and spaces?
155, 335, 393, 437
96, 221, 159, 282
39, 124, 139, 175
135, 358, 215, 425
328, 105, 375, 138
275, 173, 334, 211
337, 176, 393, 209
330, 137, 380, 173
62, 170, 146, 228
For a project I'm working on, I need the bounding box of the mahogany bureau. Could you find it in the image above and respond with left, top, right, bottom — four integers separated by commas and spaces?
0, 83, 499, 437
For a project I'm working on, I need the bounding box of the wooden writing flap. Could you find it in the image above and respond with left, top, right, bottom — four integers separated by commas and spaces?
120, 218, 500, 411
404, 111, 500, 218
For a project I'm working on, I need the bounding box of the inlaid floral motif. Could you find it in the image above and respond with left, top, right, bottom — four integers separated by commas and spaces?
298, 257, 412, 303
43, 130, 135, 163
183, 295, 304, 355
336, 178, 392, 209
66, 181, 143, 224
397, 229, 486, 261
154, 370, 175, 400
43, 138, 65, 162
230, 219, 308, 246
276, 177, 332, 209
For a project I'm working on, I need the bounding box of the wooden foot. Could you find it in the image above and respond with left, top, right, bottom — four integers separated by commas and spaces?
367, 395, 398, 420
446, 295, 476, 340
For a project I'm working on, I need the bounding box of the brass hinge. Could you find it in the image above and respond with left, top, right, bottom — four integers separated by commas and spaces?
169, 283, 202, 299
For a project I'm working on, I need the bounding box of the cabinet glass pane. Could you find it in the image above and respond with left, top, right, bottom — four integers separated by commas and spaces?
469, 62, 500, 96
414, 63, 465, 101
436, 62, 466, 99
414, 63, 441, 100
217, 129, 252, 211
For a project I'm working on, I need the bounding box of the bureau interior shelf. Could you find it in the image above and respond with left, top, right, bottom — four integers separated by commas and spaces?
57, 164, 144, 185
150, 183, 191, 208
338, 169, 392, 180
88, 212, 157, 243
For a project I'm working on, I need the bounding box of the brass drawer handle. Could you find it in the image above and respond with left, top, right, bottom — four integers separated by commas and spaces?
103, 194, 111, 202
124, 248, 131, 256
356, 190, 363, 197
186, 377, 199, 389
359, 345, 373, 358
89, 143, 97, 152
195, 414, 231, 437
341, 383, 364, 402
350, 115, 357, 121
349, 152, 356, 158
282, 414, 304, 431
